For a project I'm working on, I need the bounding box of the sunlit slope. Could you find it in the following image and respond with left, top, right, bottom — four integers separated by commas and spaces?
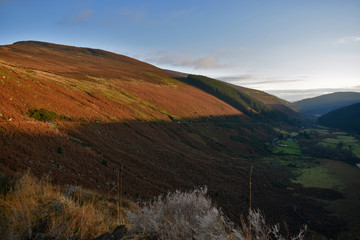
0, 41, 244, 123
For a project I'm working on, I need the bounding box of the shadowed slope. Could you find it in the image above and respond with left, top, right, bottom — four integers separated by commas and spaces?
318, 102, 360, 134
182, 75, 293, 122
294, 92, 360, 116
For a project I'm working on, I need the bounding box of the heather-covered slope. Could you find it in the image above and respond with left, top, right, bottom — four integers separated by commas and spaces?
228, 84, 301, 118
0, 41, 340, 237
167, 70, 302, 122
0, 41, 244, 122
0, 41, 272, 227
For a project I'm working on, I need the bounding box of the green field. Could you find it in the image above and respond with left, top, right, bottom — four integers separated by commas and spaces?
274, 140, 301, 155
268, 127, 360, 237
318, 134, 360, 158
261, 155, 317, 169
292, 164, 346, 192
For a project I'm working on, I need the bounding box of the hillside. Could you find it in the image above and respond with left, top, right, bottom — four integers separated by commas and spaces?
182, 75, 293, 121
318, 102, 360, 134
0, 41, 345, 238
0, 41, 278, 224
0, 41, 246, 122
294, 92, 360, 116
226, 83, 304, 122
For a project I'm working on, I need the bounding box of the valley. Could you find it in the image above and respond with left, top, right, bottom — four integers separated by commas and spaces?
0, 41, 359, 239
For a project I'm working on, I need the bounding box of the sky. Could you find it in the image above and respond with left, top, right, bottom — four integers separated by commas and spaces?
1, 0, 359, 102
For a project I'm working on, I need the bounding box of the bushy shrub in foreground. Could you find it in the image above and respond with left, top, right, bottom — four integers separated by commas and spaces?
127, 187, 306, 240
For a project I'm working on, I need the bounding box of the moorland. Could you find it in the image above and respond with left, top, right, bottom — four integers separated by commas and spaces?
0, 41, 359, 239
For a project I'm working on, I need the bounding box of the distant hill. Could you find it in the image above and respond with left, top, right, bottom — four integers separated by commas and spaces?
294, 92, 360, 116
318, 103, 360, 134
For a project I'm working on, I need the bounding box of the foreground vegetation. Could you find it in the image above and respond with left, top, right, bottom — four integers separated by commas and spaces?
0, 172, 306, 240
0, 172, 131, 239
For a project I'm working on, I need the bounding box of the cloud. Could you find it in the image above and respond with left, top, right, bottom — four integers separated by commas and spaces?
118, 9, 146, 23
102, 8, 156, 26
147, 54, 226, 69
75, 10, 93, 23
220, 75, 308, 85
268, 87, 360, 102
335, 36, 360, 44
57, 9, 93, 25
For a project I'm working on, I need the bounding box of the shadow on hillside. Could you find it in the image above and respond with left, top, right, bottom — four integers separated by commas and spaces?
0, 114, 344, 238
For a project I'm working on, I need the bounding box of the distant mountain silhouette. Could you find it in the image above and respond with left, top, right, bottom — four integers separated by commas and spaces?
294, 92, 360, 116
318, 102, 360, 134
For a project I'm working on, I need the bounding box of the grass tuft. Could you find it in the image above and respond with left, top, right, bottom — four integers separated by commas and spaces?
0, 171, 131, 239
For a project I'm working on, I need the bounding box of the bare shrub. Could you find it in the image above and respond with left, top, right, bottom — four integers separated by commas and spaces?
127, 188, 306, 240
127, 187, 243, 239
241, 209, 307, 240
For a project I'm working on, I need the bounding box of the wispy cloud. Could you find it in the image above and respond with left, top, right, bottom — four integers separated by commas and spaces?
335, 36, 360, 44
146, 53, 227, 69
269, 87, 360, 102
220, 75, 308, 85
58, 9, 93, 25
102, 8, 155, 26
118, 9, 146, 23
75, 10, 93, 23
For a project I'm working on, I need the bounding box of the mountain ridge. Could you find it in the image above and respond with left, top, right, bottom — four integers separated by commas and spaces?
294, 91, 360, 116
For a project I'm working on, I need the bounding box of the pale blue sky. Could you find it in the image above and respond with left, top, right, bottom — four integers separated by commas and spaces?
1, 0, 359, 101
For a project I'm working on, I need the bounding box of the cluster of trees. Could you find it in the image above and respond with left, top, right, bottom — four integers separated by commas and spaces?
298, 137, 359, 165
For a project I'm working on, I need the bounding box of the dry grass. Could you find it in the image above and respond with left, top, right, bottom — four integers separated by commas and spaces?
0, 171, 133, 239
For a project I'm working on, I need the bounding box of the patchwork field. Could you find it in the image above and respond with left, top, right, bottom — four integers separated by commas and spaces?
268, 127, 360, 238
